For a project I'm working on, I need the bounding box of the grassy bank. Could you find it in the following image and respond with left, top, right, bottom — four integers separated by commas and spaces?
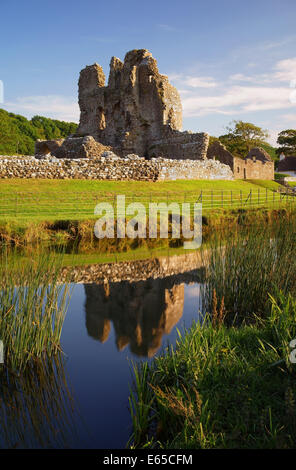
0, 178, 294, 243
128, 215, 296, 449
0, 178, 289, 222
0, 206, 293, 245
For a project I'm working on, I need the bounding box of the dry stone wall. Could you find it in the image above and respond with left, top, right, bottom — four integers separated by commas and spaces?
0, 154, 233, 181
60, 251, 206, 284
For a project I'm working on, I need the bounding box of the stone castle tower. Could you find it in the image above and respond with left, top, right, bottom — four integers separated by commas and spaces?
35, 49, 209, 160
76, 49, 183, 157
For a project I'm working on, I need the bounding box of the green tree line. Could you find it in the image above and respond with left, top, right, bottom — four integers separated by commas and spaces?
0, 108, 77, 155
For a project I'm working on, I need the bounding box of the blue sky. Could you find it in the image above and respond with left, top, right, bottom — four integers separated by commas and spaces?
1, 0, 296, 145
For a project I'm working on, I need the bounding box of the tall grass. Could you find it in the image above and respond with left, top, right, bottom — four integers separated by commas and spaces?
128, 213, 296, 448
0, 353, 79, 448
128, 294, 296, 449
0, 250, 71, 371
202, 212, 296, 322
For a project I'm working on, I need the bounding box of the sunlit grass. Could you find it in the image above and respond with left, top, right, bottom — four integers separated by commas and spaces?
128, 214, 296, 449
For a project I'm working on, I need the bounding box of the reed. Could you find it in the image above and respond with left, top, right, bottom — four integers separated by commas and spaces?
202, 212, 296, 323
128, 214, 296, 448
128, 293, 296, 449
0, 354, 79, 448
0, 249, 71, 371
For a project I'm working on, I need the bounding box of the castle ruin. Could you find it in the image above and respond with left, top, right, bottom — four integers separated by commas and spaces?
35, 49, 209, 161
31, 49, 273, 181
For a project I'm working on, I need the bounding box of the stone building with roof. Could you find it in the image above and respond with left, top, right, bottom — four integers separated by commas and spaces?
277, 155, 296, 176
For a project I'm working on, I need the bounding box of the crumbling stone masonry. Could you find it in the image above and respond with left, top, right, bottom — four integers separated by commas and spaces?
207, 141, 274, 180
35, 136, 111, 159
36, 49, 209, 160
0, 155, 233, 181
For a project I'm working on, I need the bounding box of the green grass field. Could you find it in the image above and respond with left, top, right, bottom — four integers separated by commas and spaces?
0, 178, 293, 222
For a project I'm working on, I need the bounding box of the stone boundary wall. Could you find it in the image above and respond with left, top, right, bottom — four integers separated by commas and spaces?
0, 154, 233, 181
60, 251, 206, 284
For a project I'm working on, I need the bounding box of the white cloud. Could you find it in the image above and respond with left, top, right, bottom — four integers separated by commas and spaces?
183, 76, 217, 88
170, 73, 217, 89
281, 113, 296, 123
3, 95, 79, 122
229, 73, 271, 84
169, 57, 296, 119
229, 73, 254, 82
274, 58, 296, 82
181, 85, 293, 117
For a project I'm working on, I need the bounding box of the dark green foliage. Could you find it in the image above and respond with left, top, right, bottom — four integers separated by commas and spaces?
218, 120, 271, 159
0, 108, 77, 155
261, 142, 278, 163
277, 129, 296, 156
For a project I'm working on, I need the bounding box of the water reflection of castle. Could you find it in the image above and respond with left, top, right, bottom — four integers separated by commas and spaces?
81, 252, 205, 357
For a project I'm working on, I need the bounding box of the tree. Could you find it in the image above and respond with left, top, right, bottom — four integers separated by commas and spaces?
0, 108, 77, 155
219, 120, 269, 158
276, 129, 296, 156
0, 111, 19, 154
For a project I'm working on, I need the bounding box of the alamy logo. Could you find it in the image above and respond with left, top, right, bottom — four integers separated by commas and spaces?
94, 196, 202, 249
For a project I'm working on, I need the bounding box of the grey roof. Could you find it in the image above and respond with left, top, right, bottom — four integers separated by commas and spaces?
245, 147, 272, 162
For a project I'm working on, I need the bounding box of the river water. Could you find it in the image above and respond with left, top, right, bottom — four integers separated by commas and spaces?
0, 249, 205, 449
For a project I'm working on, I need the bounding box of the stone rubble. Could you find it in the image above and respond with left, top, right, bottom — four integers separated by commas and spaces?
0, 154, 233, 181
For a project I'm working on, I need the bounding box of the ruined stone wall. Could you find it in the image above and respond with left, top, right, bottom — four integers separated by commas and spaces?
233, 157, 274, 180
207, 140, 234, 170
207, 141, 274, 180
0, 155, 233, 181
75, 49, 184, 157
35, 136, 111, 159
148, 131, 209, 160
35, 49, 209, 161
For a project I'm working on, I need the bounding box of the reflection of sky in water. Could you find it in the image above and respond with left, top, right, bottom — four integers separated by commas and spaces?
0, 276, 203, 449
60, 280, 203, 449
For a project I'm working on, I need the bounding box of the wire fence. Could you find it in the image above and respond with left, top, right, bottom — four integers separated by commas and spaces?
0, 187, 295, 218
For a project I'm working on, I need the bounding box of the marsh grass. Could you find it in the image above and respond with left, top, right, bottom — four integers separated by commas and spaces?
129, 294, 296, 449
0, 250, 71, 371
128, 213, 296, 449
202, 212, 296, 323
0, 353, 79, 448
